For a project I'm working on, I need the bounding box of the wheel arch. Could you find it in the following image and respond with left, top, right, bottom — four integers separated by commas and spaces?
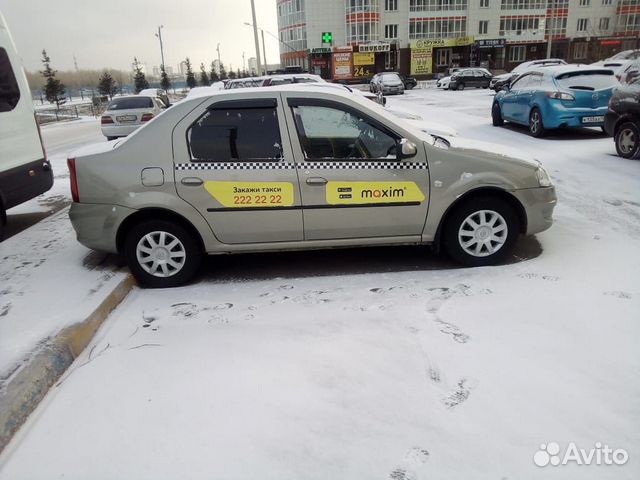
116, 208, 206, 254
613, 114, 640, 137
432, 187, 527, 252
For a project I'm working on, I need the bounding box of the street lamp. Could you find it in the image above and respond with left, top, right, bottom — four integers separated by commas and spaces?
244, 22, 268, 74
155, 25, 165, 72
249, 0, 263, 75
216, 43, 221, 75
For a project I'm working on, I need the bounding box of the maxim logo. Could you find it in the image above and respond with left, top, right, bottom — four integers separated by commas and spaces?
361, 187, 406, 199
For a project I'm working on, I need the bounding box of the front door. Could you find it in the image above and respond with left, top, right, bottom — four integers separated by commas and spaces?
173, 96, 303, 244
284, 97, 430, 241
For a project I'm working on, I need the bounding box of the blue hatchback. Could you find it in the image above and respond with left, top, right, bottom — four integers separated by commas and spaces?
492, 65, 618, 137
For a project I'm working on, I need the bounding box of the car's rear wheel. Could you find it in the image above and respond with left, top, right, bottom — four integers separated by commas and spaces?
492, 102, 504, 126
443, 196, 519, 267
457, 82, 465, 91
615, 121, 640, 159
124, 220, 202, 288
529, 108, 545, 138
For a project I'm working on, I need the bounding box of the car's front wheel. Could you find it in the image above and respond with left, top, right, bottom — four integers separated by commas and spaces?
457, 82, 465, 91
529, 108, 545, 138
443, 196, 519, 267
492, 102, 504, 126
615, 121, 640, 159
124, 220, 203, 288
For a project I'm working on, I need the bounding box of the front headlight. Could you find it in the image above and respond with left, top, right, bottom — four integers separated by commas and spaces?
536, 167, 553, 187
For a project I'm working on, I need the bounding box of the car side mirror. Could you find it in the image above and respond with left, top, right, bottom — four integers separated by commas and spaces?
398, 138, 417, 159
502, 84, 511, 92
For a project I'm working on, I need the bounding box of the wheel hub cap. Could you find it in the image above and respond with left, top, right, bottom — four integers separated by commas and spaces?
619, 129, 635, 153
136, 231, 186, 278
458, 210, 508, 258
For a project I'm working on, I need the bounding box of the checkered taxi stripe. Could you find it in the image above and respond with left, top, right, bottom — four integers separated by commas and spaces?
175, 161, 428, 170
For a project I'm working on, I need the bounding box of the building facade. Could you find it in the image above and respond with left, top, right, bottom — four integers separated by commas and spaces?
276, 0, 640, 79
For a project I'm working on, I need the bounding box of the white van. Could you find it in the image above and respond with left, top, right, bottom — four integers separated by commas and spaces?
0, 11, 52, 239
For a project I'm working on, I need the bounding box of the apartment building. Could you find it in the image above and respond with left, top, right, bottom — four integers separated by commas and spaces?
276, 0, 640, 79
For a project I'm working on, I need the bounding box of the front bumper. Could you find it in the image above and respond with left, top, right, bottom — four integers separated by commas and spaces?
512, 186, 557, 236
69, 202, 138, 253
436, 80, 449, 89
382, 86, 404, 95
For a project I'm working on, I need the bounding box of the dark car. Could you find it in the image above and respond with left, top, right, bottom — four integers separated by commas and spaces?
604, 75, 640, 159
490, 59, 567, 92
399, 74, 417, 90
449, 69, 492, 90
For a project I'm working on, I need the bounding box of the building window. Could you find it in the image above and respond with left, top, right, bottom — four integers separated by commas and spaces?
479, 20, 489, 34
546, 16, 567, 36
436, 48, 452, 66
601, 0, 612, 4
409, 18, 468, 39
499, 16, 541, 34
409, 0, 468, 11
576, 18, 589, 32
385, 0, 398, 10
508, 45, 526, 62
579, 0, 590, 5
573, 42, 588, 59
480, 0, 489, 6
599, 17, 610, 30
384, 24, 398, 39
500, 0, 546, 9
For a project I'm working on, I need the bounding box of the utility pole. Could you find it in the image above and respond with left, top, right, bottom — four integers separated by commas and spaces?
155, 25, 165, 70
242, 52, 246, 74
250, 0, 263, 75
261, 29, 267, 74
216, 43, 221, 75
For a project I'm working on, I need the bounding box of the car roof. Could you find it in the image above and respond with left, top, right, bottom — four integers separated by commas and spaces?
533, 64, 616, 77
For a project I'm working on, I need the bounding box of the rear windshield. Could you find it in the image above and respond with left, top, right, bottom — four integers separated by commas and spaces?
555, 71, 617, 91
107, 97, 153, 110
0, 47, 20, 112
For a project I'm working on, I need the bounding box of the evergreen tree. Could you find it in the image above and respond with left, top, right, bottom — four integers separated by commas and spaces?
236, 68, 242, 79
209, 61, 219, 83
40, 50, 66, 108
160, 67, 171, 91
184, 57, 197, 89
228, 70, 237, 80
132, 57, 149, 93
199, 63, 210, 86
219, 62, 227, 80
97, 71, 117, 100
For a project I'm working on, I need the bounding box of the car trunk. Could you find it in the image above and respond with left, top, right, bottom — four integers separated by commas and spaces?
109, 108, 152, 126
555, 71, 617, 109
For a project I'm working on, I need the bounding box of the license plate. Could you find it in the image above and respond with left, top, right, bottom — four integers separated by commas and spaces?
116, 115, 137, 122
581, 116, 604, 124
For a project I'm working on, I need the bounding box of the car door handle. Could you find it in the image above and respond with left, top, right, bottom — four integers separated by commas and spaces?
306, 177, 328, 186
181, 177, 204, 186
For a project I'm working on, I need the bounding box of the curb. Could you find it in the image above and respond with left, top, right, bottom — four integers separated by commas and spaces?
0, 274, 135, 453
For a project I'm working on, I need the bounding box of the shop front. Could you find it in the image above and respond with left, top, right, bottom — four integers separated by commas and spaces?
472, 39, 506, 71
308, 47, 332, 79
410, 36, 475, 78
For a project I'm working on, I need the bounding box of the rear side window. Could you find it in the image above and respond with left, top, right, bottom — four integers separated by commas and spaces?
0, 48, 20, 112
555, 71, 617, 91
188, 106, 283, 162
107, 97, 154, 110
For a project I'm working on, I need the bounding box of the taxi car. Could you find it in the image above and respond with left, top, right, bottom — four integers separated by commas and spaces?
68, 86, 556, 287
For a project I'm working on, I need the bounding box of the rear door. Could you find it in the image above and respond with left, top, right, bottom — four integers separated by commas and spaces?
283, 95, 430, 241
173, 95, 303, 244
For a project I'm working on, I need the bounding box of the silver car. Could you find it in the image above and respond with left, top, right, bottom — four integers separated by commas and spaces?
69, 86, 556, 287
370, 72, 405, 95
100, 95, 166, 140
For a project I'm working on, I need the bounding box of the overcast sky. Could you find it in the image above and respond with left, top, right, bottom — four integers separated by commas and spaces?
0, 0, 281, 73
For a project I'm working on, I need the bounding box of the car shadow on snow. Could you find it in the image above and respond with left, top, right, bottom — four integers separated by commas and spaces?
499, 123, 609, 141
197, 235, 542, 283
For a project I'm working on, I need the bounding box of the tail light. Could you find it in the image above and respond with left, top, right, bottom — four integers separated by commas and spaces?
546, 91, 575, 101
101, 115, 114, 124
141, 113, 154, 122
67, 158, 79, 202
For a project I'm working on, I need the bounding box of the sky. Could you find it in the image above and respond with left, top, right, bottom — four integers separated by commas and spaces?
0, 0, 281, 73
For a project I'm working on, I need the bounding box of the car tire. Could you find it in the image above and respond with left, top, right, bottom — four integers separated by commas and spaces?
528, 108, 545, 138
106, 136, 117, 141
124, 220, 203, 288
443, 196, 520, 267
492, 102, 504, 126
0, 206, 5, 242
458, 82, 465, 91
615, 121, 640, 159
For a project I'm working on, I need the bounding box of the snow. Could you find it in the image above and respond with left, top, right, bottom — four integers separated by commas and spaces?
1, 88, 639, 480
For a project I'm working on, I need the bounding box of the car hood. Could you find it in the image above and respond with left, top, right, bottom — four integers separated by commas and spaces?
444, 136, 541, 169
493, 73, 512, 81
403, 118, 458, 138
439, 76, 451, 82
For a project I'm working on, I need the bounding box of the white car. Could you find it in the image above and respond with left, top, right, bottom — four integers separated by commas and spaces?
436, 76, 452, 89
100, 95, 166, 140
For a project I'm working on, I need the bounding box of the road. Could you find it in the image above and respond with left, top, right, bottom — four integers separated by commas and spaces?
2, 118, 104, 240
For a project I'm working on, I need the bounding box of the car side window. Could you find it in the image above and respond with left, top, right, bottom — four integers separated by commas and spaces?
0, 47, 20, 112
511, 75, 529, 90
187, 104, 283, 162
291, 104, 399, 160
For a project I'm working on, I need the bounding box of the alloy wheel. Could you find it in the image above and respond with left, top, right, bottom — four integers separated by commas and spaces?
136, 231, 187, 278
458, 210, 508, 257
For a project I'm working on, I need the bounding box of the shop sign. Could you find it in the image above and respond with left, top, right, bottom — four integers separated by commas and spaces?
476, 38, 506, 48
410, 47, 432, 75
309, 47, 332, 54
353, 52, 375, 66
359, 42, 391, 53
332, 51, 353, 80
411, 36, 475, 49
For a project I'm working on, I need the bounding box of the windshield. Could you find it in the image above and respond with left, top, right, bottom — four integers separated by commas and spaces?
555, 71, 617, 91
107, 97, 153, 110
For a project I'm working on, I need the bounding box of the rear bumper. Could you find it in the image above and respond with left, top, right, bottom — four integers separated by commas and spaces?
0, 158, 53, 211
101, 124, 140, 138
513, 186, 557, 235
541, 102, 609, 129
69, 202, 137, 253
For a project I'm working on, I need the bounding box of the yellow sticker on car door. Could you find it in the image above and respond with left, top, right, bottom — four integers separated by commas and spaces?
326, 181, 425, 205
204, 181, 295, 208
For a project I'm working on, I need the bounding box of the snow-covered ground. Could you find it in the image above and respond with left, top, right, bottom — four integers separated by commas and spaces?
1, 88, 639, 479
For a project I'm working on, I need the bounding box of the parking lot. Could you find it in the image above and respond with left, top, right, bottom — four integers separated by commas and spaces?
0, 87, 639, 480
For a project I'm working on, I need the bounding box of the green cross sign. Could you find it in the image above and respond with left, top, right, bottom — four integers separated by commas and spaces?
322, 32, 333, 44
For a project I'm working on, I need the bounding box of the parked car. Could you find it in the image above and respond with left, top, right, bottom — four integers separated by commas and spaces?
491, 59, 567, 91
224, 77, 267, 89
604, 75, 640, 158
492, 65, 618, 137
138, 88, 169, 107
262, 74, 324, 86
100, 95, 166, 140
68, 86, 556, 287
369, 72, 405, 95
606, 50, 640, 61
449, 68, 492, 90
399, 73, 417, 90
438, 68, 492, 90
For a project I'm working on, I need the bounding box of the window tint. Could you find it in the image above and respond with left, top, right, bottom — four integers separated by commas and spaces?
107, 97, 154, 110
292, 105, 398, 160
188, 106, 282, 162
0, 48, 21, 112
555, 71, 617, 90
511, 75, 530, 89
